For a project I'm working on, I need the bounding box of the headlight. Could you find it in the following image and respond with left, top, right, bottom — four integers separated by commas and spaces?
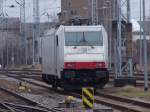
64, 62, 75, 69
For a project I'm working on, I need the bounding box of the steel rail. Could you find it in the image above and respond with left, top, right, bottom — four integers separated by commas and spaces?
0, 69, 41, 72
0, 103, 15, 112
68, 92, 150, 112
0, 109, 12, 112
18, 78, 150, 112
1, 69, 150, 75
5, 72, 150, 112
0, 87, 54, 112
0, 71, 41, 75
1, 103, 16, 112
3, 69, 150, 89
0, 86, 37, 105
0, 101, 65, 112
96, 92, 150, 109
4, 102, 50, 112
0, 102, 26, 112
0, 73, 66, 112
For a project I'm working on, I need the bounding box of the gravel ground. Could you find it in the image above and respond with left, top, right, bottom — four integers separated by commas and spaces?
0, 91, 27, 104
99, 83, 150, 103
0, 74, 124, 111
21, 93, 60, 109
0, 74, 67, 109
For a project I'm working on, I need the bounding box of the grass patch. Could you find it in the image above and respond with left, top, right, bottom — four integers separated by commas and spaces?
115, 86, 150, 99
117, 91, 150, 98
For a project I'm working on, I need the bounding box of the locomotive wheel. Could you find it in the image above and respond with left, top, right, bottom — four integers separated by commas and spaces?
99, 77, 108, 89
52, 78, 58, 89
99, 84, 105, 89
52, 82, 58, 89
42, 74, 46, 81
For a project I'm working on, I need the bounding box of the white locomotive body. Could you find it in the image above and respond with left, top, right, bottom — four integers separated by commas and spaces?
42, 25, 109, 89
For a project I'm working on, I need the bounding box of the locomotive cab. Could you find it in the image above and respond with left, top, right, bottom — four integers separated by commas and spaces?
62, 26, 109, 89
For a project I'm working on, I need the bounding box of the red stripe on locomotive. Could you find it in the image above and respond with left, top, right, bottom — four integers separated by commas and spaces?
64, 62, 106, 69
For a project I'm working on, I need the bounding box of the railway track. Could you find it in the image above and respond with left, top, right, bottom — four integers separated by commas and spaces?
0, 69, 42, 76
2, 69, 150, 80
6, 73, 150, 112
109, 71, 150, 87
0, 86, 65, 112
0, 73, 70, 112
0, 74, 66, 112
63, 91, 150, 112
0, 102, 49, 112
95, 92, 150, 112
1, 69, 150, 83
0, 69, 41, 72
109, 77, 150, 87
0, 86, 54, 112
2, 69, 150, 112
109, 78, 150, 87
25, 80, 150, 112
10, 70, 150, 86
1, 69, 150, 75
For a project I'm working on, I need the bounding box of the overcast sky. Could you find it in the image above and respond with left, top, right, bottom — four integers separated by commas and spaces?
4, 0, 61, 22
2, 0, 150, 22
130, 0, 150, 20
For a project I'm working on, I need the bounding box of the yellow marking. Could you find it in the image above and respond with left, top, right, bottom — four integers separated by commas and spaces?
83, 96, 93, 108
83, 88, 94, 100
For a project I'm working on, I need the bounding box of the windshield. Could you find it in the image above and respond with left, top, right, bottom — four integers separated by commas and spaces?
65, 31, 103, 46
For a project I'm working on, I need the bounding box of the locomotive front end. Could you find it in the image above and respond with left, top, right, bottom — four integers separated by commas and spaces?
62, 26, 109, 89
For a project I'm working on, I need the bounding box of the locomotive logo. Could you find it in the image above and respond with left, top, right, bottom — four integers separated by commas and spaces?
82, 87, 94, 109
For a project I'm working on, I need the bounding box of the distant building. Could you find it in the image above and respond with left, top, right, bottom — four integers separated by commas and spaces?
0, 17, 20, 66
0, 17, 54, 66
132, 20, 150, 41
59, 0, 115, 26
25, 22, 53, 64
131, 20, 150, 66
59, 0, 89, 24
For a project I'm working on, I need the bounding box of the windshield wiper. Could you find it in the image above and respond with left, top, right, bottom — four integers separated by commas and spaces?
73, 32, 94, 49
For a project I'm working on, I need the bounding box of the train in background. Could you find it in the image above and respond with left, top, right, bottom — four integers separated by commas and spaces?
42, 25, 109, 90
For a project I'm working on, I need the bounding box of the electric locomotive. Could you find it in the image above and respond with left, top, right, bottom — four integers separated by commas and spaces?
42, 25, 109, 90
